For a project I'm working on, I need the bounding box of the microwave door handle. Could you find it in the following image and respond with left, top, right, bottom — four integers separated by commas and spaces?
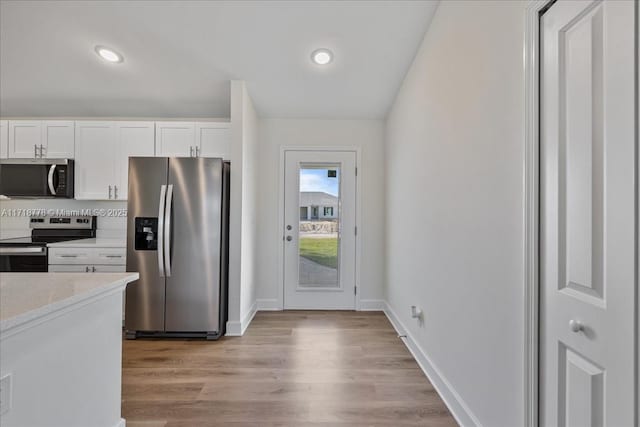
47, 165, 57, 196
157, 185, 167, 278
164, 184, 173, 277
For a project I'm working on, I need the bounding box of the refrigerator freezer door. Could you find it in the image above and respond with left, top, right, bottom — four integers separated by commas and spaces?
125, 157, 169, 332
165, 157, 223, 333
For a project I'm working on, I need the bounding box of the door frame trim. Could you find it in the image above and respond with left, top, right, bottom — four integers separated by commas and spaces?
523, 2, 551, 426
277, 146, 362, 311
525, 2, 640, 426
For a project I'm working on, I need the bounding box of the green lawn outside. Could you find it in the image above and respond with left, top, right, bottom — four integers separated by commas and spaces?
299, 237, 338, 269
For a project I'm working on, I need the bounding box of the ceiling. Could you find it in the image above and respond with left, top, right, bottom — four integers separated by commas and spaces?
0, 1, 438, 119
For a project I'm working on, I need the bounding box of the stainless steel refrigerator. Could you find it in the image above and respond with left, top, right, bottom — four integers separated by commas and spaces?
124, 157, 229, 340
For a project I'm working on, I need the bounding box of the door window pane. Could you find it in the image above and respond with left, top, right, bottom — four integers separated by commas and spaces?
298, 166, 340, 288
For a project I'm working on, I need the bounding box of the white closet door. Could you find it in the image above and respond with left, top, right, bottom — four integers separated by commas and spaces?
540, 1, 636, 426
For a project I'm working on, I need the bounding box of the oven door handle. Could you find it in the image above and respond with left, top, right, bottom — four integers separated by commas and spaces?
0, 247, 47, 256
48, 165, 57, 196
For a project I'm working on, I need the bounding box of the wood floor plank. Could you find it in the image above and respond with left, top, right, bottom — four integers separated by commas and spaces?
122, 311, 458, 426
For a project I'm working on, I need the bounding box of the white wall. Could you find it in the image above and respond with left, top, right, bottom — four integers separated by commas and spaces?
227, 81, 259, 334
384, 1, 526, 426
256, 119, 386, 308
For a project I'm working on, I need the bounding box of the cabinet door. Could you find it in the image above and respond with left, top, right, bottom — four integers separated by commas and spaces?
8, 120, 42, 158
196, 122, 231, 160
0, 120, 7, 159
116, 122, 155, 200
155, 121, 194, 157
75, 121, 117, 200
43, 121, 74, 158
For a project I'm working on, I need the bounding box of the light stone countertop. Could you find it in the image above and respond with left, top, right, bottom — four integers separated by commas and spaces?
47, 238, 126, 248
0, 272, 138, 333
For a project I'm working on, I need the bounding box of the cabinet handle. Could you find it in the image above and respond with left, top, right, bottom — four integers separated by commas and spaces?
195, 146, 200, 157
108, 185, 112, 199
60, 254, 78, 258
34, 144, 38, 159
114, 185, 118, 199
92, 266, 96, 273
189, 146, 193, 157
105, 255, 122, 258
40, 144, 45, 158
85, 266, 90, 272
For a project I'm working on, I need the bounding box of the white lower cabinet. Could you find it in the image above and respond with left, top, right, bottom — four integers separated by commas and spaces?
49, 245, 127, 321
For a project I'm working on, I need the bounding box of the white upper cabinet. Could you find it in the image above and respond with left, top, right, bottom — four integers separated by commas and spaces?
74, 121, 117, 200
155, 122, 195, 157
8, 121, 42, 158
7, 120, 74, 159
0, 121, 7, 159
156, 121, 230, 159
115, 121, 155, 200
43, 121, 75, 158
197, 122, 231, 160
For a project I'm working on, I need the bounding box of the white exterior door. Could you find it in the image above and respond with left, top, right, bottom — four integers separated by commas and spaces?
283, 150, 357, 309
540, 1, 636, 426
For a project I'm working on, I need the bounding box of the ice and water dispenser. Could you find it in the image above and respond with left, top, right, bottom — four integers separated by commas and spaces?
134, 218, 158, 250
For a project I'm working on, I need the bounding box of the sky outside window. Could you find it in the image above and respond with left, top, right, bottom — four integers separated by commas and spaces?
300, 168, 339, 196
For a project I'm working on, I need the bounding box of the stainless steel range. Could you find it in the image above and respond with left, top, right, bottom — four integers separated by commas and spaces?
0, 216, 96, 272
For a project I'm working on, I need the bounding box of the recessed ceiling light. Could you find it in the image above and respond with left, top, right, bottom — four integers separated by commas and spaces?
95, 45, 123, 63
311, 48, 333, 65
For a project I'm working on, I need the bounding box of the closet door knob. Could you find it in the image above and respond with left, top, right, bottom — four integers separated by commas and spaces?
569, 319, 583, 333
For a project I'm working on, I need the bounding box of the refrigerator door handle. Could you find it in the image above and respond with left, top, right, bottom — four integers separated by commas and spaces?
164, 184, 174, 277
157, 184, 167, 277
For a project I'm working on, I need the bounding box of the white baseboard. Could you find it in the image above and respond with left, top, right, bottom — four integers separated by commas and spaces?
225, 300, 257, 336
383, 302, 482, 427
115, 418, 126, 427
358, 299, 385, 311
257, 298, 281, 311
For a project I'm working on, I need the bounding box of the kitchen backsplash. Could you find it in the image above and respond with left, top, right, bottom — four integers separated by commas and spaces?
0, 199, 127, 239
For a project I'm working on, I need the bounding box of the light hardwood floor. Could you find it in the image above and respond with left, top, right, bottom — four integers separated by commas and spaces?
122, 311, 457, 426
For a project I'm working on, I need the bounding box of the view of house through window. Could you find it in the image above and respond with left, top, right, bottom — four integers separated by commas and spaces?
298, 165, 340, 287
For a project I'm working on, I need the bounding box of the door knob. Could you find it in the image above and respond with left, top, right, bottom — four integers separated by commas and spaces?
286, 236, 293, 241
286, 225, 292, 231
569, 319, 583, 333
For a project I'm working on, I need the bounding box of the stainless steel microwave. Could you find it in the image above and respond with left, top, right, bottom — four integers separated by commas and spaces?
0, 159, 74, 198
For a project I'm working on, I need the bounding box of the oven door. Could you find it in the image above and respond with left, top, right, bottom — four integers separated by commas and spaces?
0, 247, 48, 272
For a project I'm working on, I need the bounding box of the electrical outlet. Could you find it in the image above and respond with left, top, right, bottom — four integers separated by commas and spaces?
0, 374, 12, 415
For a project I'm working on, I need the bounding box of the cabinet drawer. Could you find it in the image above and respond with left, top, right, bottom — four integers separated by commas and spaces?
48, 264, 89, 272
48, 247, 92, 264
93, 248, 126, 265
48, 247, 126, 265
